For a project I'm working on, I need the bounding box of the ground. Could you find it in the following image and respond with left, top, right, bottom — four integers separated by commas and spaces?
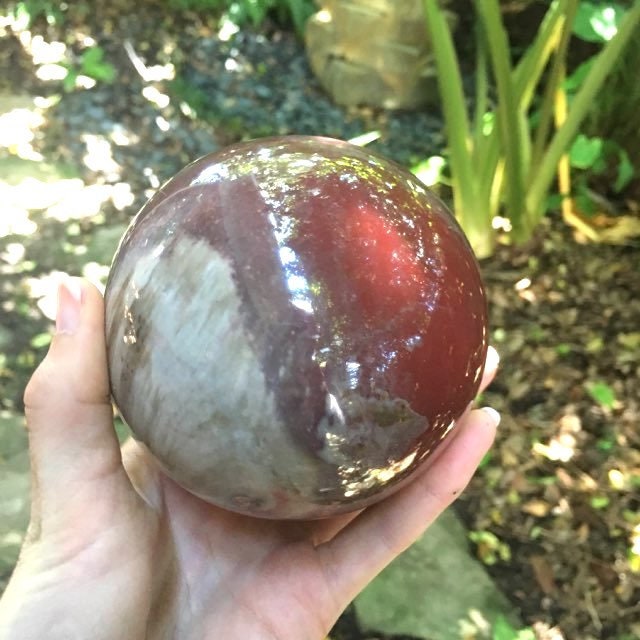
0, 3, 639, 639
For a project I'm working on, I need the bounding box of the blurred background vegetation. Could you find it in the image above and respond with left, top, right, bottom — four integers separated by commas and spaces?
0, 1, 639, 639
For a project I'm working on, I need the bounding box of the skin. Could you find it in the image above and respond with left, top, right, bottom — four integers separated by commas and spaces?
0, 278, 500, 640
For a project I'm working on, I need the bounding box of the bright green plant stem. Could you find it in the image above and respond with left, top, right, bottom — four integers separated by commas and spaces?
531, 0, 579, 172
477, 0, 567, 212
422, 0, 492, 257
475, 0, 526, 240
423, 0, 569, 256
473, 22, 489, 144
526, 0, 640, 219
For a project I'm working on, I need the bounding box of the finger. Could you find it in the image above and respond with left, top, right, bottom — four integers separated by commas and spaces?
317, 406, 499, 604
23, 277, 133, 532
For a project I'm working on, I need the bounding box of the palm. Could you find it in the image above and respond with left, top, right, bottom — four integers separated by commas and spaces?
149, 476, 345, 639
121, 389, 495, 640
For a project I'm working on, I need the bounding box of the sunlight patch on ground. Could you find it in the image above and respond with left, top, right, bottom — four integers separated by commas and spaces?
123, 41, 175, 82
4, 19, 68, 82
0, 176, 84, 213
82, 134, 122, 178
0, 102, 45, 161
0, 169, 134, 234
218, 16, 240, 41
0, 206, 36, 237
26, 264, 110, 318
1, 243, 26, 267
35, 63, 68, 82
29, 35, 66, 65
0, 7, 29, 32
109, 124, 139, 146
110, 182, 135, 210
46, 183, 114, 221
532, 412, 581, 463
82, 262, 110, 293
142, 86, 171, 109
25, 271, 68, 320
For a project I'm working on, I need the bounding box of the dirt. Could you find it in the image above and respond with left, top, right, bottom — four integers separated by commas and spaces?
1, 2, 639, 639
464, 218, 640, 639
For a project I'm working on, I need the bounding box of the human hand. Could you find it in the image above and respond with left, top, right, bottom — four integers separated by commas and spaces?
0, 278, 499, 640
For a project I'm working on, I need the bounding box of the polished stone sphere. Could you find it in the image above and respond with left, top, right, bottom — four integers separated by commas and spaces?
105, 136, 488, 519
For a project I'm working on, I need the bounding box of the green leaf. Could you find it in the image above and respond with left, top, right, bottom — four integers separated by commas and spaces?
569, 134, 604, 169
493, 615, 535, 640
590, 495, 610, 509
586, 381, 616, 408
61, 66, 76, 92
528, 0, 640, 218
469, 530, 511, 565
618, 332, 640, 350
493, 616, 518, 640
30, 332, 52, 349
81, 47, 116, 83
573, 2, 627, 43
613, 147, 634, 192
13, 0, 63, 26
596, 436, 616, 452
479, 450, 493, 469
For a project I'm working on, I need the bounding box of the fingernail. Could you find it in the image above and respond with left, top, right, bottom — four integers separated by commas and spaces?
486, 345, 500, 372
56, 277, 83, 335
481, 406, 501, 428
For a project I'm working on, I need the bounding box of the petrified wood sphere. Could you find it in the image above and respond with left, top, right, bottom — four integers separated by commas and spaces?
105, 136, 488, 519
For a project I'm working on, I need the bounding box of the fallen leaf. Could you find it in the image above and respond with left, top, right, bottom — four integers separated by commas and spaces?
576, 523, 590, 543
596, 215, 640, 245
530, 555, 556, 594
555, 468, 574, 488
522, 500, 551, 517
589, 559, 618, 589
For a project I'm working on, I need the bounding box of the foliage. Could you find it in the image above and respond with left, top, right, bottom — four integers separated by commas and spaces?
586, 380, 617, 408
420, 0, 640, 258
572, 0, 628, 42
582, 10, 640, 199
560, 2, 638, 219
492, 616, 535, 640
11, 0, 63, 26
568, 133, 633, 212
469, 530, 512, 565
166, 0, 315, 33
63, 46, 116, 90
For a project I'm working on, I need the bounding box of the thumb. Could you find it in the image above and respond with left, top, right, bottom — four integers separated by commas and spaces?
23, 277, 132, 537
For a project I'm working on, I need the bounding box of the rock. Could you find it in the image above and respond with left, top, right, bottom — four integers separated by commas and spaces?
354, 509, 520, 639
0, 412, 30, 590
305, 0, 454, 109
